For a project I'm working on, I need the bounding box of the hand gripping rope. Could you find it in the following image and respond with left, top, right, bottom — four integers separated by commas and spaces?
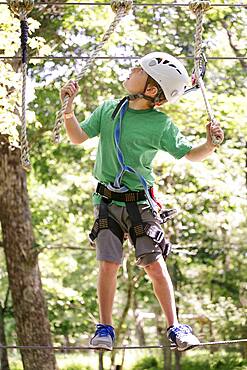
7, 0, 34, 171
189, 0, 223, 146
53, 0, 133, 143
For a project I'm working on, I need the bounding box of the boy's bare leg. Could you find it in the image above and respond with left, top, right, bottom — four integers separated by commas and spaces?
97, 260, 120, 325
144, 257, 179, 328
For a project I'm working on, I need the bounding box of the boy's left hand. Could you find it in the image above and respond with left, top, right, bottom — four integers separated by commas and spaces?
206, 120, 224, 148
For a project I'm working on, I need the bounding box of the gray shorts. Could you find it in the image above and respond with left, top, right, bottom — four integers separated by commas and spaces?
94, 203, 165, 267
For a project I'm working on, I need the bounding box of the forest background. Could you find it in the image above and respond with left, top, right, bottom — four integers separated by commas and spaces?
0, 1, 246, 370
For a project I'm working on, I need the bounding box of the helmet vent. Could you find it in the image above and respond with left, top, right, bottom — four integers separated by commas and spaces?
162, 60, 169, 64
168, 63, 182, 75
156, 58, 163, 64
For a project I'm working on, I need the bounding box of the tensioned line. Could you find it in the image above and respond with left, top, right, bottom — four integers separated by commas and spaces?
1, 56, 246, 60
0, 339, 247, 351
0, 1, 246, 6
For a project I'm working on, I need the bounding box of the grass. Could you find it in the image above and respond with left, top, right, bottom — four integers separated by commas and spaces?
6, 349, 158, 370
181, 350, 247, 370
7, 349, 247, 370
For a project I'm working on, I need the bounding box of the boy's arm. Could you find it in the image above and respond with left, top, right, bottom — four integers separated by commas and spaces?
185, 121, 224, 162
64, 112, 89, 144
185, 142, 215, 161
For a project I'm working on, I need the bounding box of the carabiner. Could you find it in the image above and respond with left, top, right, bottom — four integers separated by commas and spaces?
184, 52, 208, 95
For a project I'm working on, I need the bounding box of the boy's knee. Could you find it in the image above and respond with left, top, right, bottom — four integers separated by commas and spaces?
100, 260, 120, 273
136, 252, 162, 268
144, 258, 168, 280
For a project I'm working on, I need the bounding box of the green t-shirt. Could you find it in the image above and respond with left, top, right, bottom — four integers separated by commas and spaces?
80, 100, 192, 205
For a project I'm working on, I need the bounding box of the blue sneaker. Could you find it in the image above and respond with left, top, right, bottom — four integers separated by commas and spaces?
167, 324, 200, 351
90, 324, 115, 350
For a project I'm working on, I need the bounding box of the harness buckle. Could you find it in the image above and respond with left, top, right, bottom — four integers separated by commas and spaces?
163, 240, 172, 258
160, 208, 177, 224
154, 230, 164, 244
145, 225, 164, 244
88, 235, 96, 247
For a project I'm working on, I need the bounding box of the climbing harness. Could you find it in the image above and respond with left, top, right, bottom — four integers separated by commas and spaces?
94, 183, 149, 203
110, 98, 177, 216
89, 183, 175, 261
125, 201, 172, 259
89, 197, 125, 245
189, 0, 223, 145
89, 98, 177, 260
7, 0, 34, 171
53, 0, 133, 143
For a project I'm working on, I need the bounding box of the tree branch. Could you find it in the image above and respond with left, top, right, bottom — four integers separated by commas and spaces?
221, 19, 247, 71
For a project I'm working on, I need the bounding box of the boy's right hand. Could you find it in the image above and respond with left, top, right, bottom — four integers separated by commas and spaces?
60, 80, 79, 109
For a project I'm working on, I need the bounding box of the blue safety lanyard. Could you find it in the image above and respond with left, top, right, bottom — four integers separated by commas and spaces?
107, 99, 158, 215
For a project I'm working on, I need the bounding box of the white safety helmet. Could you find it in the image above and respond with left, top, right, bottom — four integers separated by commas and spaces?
140, 52, 189, 103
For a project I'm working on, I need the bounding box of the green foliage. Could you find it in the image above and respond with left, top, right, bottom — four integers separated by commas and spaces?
1, 2, 247, 368
181, 352, 247, 370
131, 355, 162, 370
60, 365, 92, 370
7, 361, 23, 370
8, 358, 93, 370
0, 7, 51, 143
129, 352, 247, 370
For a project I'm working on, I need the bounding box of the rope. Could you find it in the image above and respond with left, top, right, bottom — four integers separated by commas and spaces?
1, 2, 246, 7
20, 23, 30, 170
2, 56, 247, 61
0, 339, 246, 351
189, 0, 223, 146
7, 0, 34, 171
53, 0, 133, 144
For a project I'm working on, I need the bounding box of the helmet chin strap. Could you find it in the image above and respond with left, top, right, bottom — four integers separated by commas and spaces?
128, 76, 156, 103
112, 78, 163, 120
128, 93, 155, 102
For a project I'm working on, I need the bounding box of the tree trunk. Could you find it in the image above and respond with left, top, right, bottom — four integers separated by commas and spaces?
0, 293, 10, 370
154, 308, 172, 370
133, 294, 146, 346
245, 141, 247, 188
174, 350, 181, 370
98, 352, 104, 370
0, 136, 57, 370
110, 255, 133, 368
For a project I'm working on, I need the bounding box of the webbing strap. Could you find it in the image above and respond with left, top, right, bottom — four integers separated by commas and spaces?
96, 183, 147, 202
126, 202, 146, 238
126, 202, 165, 247
89, 198, 124, 244
89, 217, 124, 244
98, 198, 109, 228
110, 100, 158, 214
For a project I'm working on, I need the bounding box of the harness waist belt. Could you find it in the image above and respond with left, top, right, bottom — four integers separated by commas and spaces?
96, 183, 149, 202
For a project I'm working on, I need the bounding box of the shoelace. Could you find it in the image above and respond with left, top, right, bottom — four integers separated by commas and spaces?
172, 325, 192, 340
95, 324, 115, 340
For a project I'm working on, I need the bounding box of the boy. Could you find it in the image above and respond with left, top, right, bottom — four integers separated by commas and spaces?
60, 52, 224, 351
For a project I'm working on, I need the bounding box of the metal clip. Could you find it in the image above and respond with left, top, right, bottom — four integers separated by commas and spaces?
160, 208, 177, 224
184, 52, 208, 95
